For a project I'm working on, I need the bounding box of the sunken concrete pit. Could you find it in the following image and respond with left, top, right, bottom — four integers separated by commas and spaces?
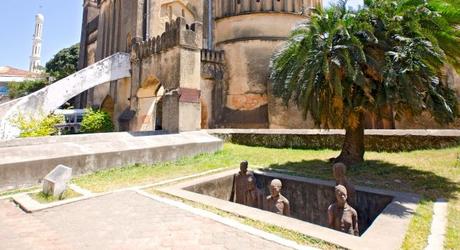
159, 169, 419, 249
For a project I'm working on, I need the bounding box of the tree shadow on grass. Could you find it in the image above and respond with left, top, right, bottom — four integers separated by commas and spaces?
265, 159, 460, 200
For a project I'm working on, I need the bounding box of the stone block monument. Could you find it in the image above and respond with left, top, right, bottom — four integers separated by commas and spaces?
42, 165, 73, 198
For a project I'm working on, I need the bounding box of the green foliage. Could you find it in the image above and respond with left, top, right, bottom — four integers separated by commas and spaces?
29, 189, 81, 204
7, 80, 47, 99
11, 113, 64, 138
45, 43, 80, 81
402, 0, 460, 72
270, 0, 459, 130
428, 0, 460, 24
80, 109, 114, 133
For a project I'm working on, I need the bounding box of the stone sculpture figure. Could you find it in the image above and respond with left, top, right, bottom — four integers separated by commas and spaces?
333, 162, 357, 208
231, 160, 255, 204
244, 176, 264, 209
265, 179, 290, 216
328, 185, 359, 236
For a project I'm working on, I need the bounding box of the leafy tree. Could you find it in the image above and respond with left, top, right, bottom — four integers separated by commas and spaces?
8, 80, 47, 99
80, 109, 114, 133
270, 0, 459, 165
45, 43, 80, 81
6, 44, 80, 99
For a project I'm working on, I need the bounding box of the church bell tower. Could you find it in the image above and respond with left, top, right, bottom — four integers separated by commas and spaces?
29, 13, 44, 73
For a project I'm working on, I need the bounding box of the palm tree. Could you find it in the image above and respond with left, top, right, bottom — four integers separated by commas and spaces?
270, 0, 458, 165
403, 0, 460, 70
428, 0, 460, 24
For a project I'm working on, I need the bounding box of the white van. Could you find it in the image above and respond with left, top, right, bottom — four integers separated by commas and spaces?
54, 109, 86, 134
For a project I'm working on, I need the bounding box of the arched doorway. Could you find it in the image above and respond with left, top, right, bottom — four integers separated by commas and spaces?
155, 95, 163, 130
135, 76, 165, 131
100, 95, 114, 119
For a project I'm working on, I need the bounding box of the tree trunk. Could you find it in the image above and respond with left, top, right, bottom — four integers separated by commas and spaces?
334, 120, 365, 166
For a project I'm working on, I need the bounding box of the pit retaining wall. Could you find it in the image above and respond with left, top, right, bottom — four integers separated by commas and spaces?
185, 171, 393, 234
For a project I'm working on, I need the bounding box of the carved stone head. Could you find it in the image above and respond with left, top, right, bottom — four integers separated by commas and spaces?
240, 160, 249, 174
335, 184, 348, 204
270, 179, 282, 197
332, 162, 347, 181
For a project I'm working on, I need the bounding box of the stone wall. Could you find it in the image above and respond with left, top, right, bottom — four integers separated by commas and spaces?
151, 0, 203, 37
215, 13, 307, 128
130, 17, 203, 133
184, 174, 234, 200
200, 49, 225, 128
77, 0, 141, 112
214, 0, 320, 18
77, 0, 460, 132
268, 93, 315, 129
208, 129, 460, 152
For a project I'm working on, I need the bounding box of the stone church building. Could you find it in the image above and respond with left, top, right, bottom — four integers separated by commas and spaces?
76, 0, 460, 132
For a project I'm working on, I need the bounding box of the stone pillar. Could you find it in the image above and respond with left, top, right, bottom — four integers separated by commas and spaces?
77, 0, 100, 108
162, 19, 203, 133
128, 37, 143, 130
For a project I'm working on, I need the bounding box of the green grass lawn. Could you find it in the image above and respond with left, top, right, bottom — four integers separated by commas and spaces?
401, 199, 434, 250
446, 198, 460, 249
73, 145, 338, 192
69, 143, 459, 249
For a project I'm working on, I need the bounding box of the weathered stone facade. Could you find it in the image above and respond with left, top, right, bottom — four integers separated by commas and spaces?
77, 0, 319, 132
77, 0, 460, 132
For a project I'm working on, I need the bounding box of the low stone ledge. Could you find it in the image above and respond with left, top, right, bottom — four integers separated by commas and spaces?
0, 130, 168, 148
206, 129, 460, 152
0, 131, 223, 191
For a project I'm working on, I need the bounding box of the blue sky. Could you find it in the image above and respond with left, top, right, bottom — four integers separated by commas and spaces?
324, 0, 364, 8
0, 0, 362, 71
0, 0, 82, 70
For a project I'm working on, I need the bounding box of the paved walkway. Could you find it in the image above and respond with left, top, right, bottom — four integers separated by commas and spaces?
0, 191, 291, 250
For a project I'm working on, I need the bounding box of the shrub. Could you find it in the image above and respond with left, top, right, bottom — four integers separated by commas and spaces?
11, 113, 64, 138
80, 109, 114, 133
8, 80, 47, 99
